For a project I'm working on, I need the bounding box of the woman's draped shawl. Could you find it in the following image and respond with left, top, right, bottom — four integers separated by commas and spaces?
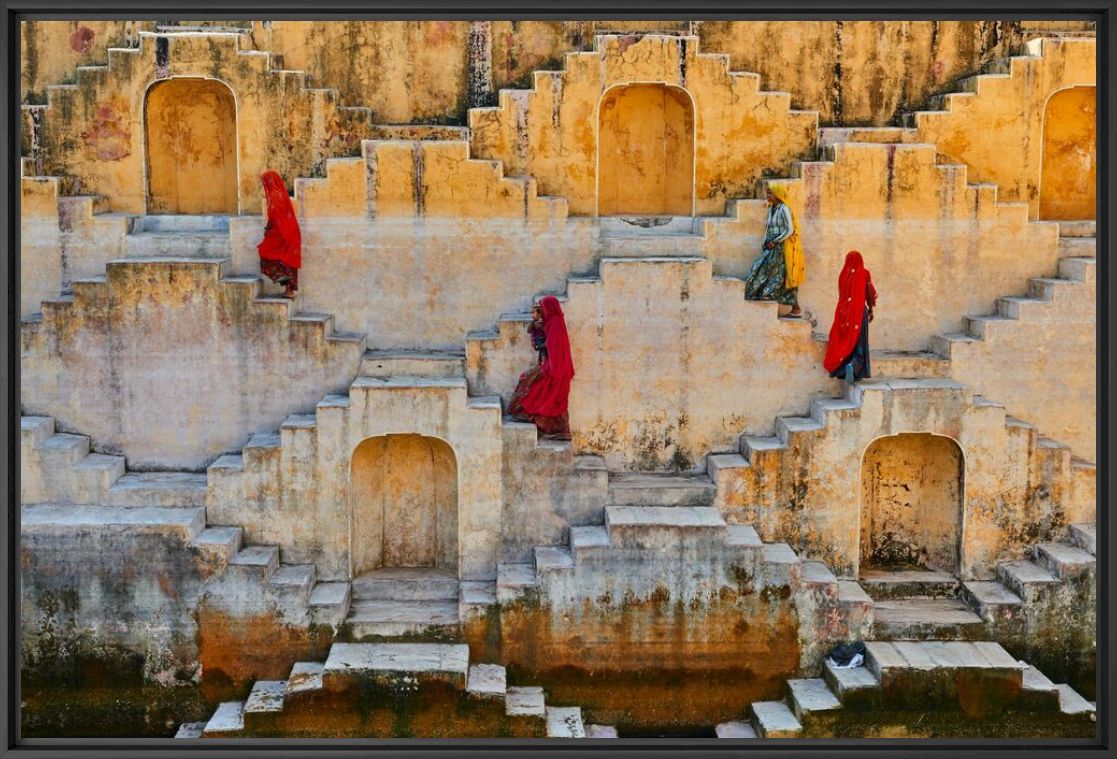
521, 296, 575, 418
824, 250, 878, 372
257, 170, 302, 269
769, 183, 806, 289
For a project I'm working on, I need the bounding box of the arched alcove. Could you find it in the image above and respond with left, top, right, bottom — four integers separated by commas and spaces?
598, 84, 695, 216
860, 433, 964, 575
1039, 86, 1096, 220
145, 77, 238, 214
349, 434, 458, 576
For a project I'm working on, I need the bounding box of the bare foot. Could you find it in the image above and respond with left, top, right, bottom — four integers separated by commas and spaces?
787, 306, 802, 317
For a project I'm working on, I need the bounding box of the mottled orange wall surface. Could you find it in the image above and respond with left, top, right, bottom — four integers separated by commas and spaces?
1040, 87, 1096, 220
860, 433, 964, 573
145, 78, 238, 214
598, 85, 694, 216
349, 435, 457, 574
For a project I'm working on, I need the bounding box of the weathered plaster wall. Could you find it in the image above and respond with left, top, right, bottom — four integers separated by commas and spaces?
860, 433, 964, 572
940, 258, 1096, 461
206, 377, 503, 581
705, 142, 1063, 352
20, 259, 363, 471
1039, 86, 1096, 220
715, 381, 1080, 579
145, 78, 239, 214
913, 38, 1096, 219
349, 434, 458, 574
20, 177, 63, 319
469, 34, 818, 216
34, 31, 374, 214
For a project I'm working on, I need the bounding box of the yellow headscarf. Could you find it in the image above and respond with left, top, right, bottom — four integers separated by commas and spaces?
769, 183, 806, 289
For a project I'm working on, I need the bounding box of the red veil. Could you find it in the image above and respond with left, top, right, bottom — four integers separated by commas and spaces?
257, 170, 302, 269
521, 296, 575, 418
823, 251, 878, 373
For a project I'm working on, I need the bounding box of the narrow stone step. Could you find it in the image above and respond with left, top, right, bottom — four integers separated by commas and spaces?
546, 706, 586, 738
787, 678, 842, 722
506, 686, 546, 717
608, 472, 716, 507
20, 416, 55, 447
859, 568, 960, 600
1034, 542, 1096, 580
131, 214, 230, 233
774, 416, 824, 444
534, 546, 574, 573
244, 680, 287, 714
1019, 663, 1061, 710
872, 598, 985, 639
585, 724, 619, 738
715, 721, 758, 738
322, 643, 470, 687
960, 581, 1022, 622
350, 567, 459, 601
231, 545, 280, 580
1057, 255, 1096, 281
996, 561, 1058, 603
822, 658, 879, 701
346, 599, 460, 637
193, 526, 243, 562
750, 700, 802, 738
107, 472, 208, 507
270, 564, 317, 599
459, 580, 498, 608
740, 435, 784, 461
1058, 220, 1096, 238
174, 722, 206, 738
870, 349, 951, 379
287, 662, 325, 694
496, 563, 537, 603
72, 452, 126, 488
360, 348, 465, 379
604, 505, 725, 548
1068, 523, 1096, 555
1055, 683, 1095, 715
208, 453, 244, 474
570, 525, 611, 557
308, 581, 351, 618
36, 433, 90, 465
466, 663, 506, 699
21, 504, 206, 540
202, 701, 245, 736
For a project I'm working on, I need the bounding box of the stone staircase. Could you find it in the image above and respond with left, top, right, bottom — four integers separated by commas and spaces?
715, 640, 1094, 738
175, 642, 602, 738
704, 373, 1091, 577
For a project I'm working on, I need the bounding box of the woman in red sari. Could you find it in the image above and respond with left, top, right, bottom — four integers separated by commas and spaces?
508, 295, 574, 440
824, 251, 878, 384
257, 170, 302, 298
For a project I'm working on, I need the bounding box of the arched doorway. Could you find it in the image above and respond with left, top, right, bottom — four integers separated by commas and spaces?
598, 84, 694, 216
349, 434, 458, 576
144, 78, 238, 214
1039, 86, 1096, 220
860, 433, 964, 574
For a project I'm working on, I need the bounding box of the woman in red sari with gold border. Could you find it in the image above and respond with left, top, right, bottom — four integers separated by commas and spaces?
257, 170, 302, 299
508, 295, 574, 440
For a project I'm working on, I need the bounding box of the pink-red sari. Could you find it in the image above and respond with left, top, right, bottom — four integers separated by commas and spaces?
258, 171, 301, 293
508, 296, 574, 438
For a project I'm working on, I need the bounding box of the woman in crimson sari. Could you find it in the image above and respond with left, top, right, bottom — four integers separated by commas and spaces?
824, 251, 878, 384
508, 296, 574, 440
257, 171, 302, 299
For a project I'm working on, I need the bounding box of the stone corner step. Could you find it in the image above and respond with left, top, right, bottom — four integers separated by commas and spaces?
174, 722, 207, 739
244, 680, 287, 713
750, 700, 802, 737
545, 705, 586, 738
505, 685, 546, 717
715, 721, 758, 738
1067, 523, 1096, 555
788, 678, 842, 720
1055, 683, 1095, 715
585, 724, 619, 738
202, 701, 245, 735
287, 661, 325, 694
466, 663, 507, 698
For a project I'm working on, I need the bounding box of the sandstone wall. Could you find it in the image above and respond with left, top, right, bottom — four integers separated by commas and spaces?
20, 259, 363, 471
24, 21, 1093, 123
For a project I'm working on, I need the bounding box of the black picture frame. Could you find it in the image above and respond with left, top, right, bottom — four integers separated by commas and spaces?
2, 2, 1111, 757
